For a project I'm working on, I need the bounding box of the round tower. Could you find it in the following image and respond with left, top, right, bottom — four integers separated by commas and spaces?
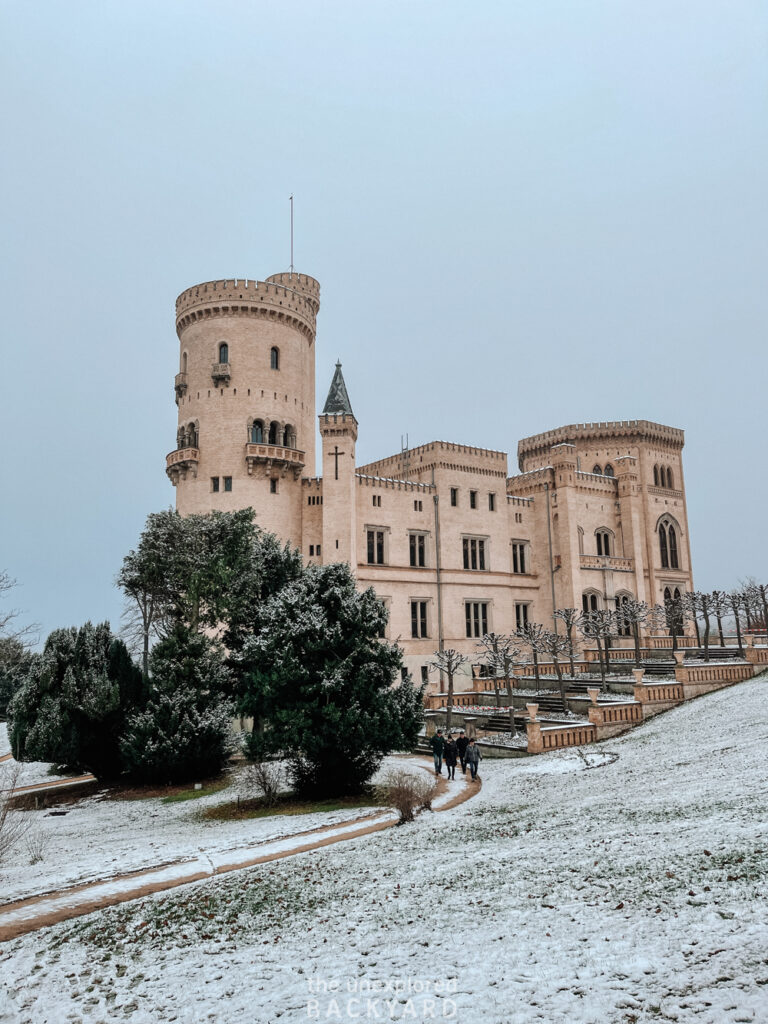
167, 271, 320, 545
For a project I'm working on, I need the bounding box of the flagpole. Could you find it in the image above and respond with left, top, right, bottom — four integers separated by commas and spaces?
289, 194, 294, 276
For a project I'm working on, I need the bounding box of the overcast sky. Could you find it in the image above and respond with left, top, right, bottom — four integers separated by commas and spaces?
1, 1, 766, 642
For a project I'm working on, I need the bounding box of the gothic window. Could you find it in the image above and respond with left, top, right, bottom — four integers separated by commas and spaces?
283, 424, 295, 448
582, 592, 599, 615
251, 419, 264, 443
667, 467, 674, 489
577, 526, 585, 555
668, 524, 679, 569
659, 524, 669, 568
593, 465, 602, 475
218, 342, 229, 364
367, 529, 386, 565
515, 603, 529, 630
596, 529, 612, 557
270, 347, 280, 370
268, 421, 279, 445
409, 533, 427, 568
604, 464, 614, 477
615, 594, 631, 637
654, 465, 659, 486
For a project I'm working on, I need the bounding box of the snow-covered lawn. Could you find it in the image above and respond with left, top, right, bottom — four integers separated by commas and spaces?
2, 676, 767, 1023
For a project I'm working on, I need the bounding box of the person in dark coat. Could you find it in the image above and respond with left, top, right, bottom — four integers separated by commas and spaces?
455, 730, 469, 774
429, 729, 445, 775
443, 734, 458, 780
465, 738, 482, 781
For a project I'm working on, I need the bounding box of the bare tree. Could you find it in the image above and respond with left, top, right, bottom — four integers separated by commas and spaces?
729, 590, 746, 656
684, 592, 702, 648
477, 633, 521, 736
663, 592, 688, 652
709, 590, 729, 648
700, 592, 712, 661
554, 608, 580, 678
514, 622, 548, 691
539, 629, 572, 711
743, 578, 768, 638
618, 598, 650, 668
0, 763, 30, 865
577, 609, 617, 689
429, 648, 470, 733
0, 571, 37, 649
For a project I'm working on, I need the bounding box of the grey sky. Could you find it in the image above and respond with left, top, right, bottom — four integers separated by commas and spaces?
1, 1, 766, 642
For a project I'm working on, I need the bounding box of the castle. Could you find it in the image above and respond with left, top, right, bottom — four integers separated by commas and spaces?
167, 271, 694, 690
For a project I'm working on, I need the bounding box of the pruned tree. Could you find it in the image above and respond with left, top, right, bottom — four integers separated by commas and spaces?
553, 608, 580, 678
728, 590, 746, 656
514, 622, 548, 691
742, 578, 768, 638
477, 633, 521, 736
539, 629, 572, 710
699, 591, 712, 661
430, 648, 470, 733
616, 598, 650, 668
709, 590, 729, 648
577, 609, 617, 688
683, 592, 702, 648
663, 591, 688, 651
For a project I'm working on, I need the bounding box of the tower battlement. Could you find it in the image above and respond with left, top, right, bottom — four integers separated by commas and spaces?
175, 273, 320, 339
517, 420, 685, 470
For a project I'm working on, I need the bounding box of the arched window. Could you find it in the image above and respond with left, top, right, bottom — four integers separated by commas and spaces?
283, 424, 295, 448
654, 465, 659, 486
659, 524, 669, 568
668, 524, 679, 569
596, 529, 612, 557
270, 347, 279, 370
218, 342, 229, 364
582, 592, 599, 615
667, 467, 674, 489
577, 526, 585, 555
603, 464, 614, 477
268, 420, 279, 445
615, 594, 631, 637
592, 465, 602, 475
181, 351, 188, 374
251, 419, 264, 443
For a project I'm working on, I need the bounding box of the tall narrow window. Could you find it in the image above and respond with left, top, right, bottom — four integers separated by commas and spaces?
409, 533, 426, 568
668, 525, 679, 569
462, 537, 487, 570
512, 543, 527, 574
615, 595, 631, 636
667, 467, 674, 489
450, 488, 458, 507
182, 352, 188, 374
577, 527, 585, 555
469, 490, 477, 509
411, 600, 428, 638
218, 342, 229, 364
224, 476, 232, 492
211, 477, 220, 493
596, 530, 611, 557
604, 464, 614, 477
269, 478, 277, 494
514, 603, 529, 630
488, 493, 496, 511
465, 602, 489, 638
367, 530, 385, 565
582, 592, 599, 615
251, 419, 264, 443
654, 465, 659, 486
270, 347, 279, 370
268, 421, 278, 445
659, 524, 669, 568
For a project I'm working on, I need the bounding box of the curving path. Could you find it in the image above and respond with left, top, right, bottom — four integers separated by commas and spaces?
0, 760, 480, 942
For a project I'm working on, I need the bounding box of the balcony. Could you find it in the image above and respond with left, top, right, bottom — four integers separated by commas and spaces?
166, 446, 199, 484
580, 554, 633, 572
174, 372, 188, 402
211, 362, 231, 385
245, 443, 305, 480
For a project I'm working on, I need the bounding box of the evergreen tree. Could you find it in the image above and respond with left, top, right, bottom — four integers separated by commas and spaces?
119, 626, 234, 784
239, 563, 424, 797
8, 622, 143, 777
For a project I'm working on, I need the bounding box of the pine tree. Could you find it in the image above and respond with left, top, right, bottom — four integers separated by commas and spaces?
239, 563, 424, 797
119, 626, 234, 784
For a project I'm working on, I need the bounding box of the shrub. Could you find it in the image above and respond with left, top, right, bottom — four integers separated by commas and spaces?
377, 768, 438, 825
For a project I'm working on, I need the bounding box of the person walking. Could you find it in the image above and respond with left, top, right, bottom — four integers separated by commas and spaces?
465, 737, 482, 781
455, 730, 469, 774
430, 729, 445, 775
443, 734, 458, 780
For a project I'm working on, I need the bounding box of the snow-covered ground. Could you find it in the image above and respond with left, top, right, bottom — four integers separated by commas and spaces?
2, 676, 767, 1023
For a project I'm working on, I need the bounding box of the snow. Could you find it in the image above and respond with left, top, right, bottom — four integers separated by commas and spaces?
2, 676, 767, 1023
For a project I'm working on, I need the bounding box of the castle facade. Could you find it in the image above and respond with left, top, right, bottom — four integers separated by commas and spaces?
167, 271, 694, 689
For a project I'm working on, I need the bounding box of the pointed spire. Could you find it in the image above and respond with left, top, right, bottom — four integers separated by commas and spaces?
322, 361, 355, 417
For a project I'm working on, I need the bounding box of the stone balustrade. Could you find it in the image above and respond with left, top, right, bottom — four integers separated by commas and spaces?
165, 446, 199, 483
579, 554, 633, 572
244, 442, 305, 480
526, 719, 595, 753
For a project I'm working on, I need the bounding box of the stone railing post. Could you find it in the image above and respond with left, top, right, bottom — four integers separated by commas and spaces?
587, 687, 600, 704
463, 716, 478, 739
526, 718, 542, 754
673, 650, 688, 684
587, 704, 603, 727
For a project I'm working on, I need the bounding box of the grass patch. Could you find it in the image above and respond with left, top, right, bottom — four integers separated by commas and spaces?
200, 791, 378, 821
161, 778, 231, 804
